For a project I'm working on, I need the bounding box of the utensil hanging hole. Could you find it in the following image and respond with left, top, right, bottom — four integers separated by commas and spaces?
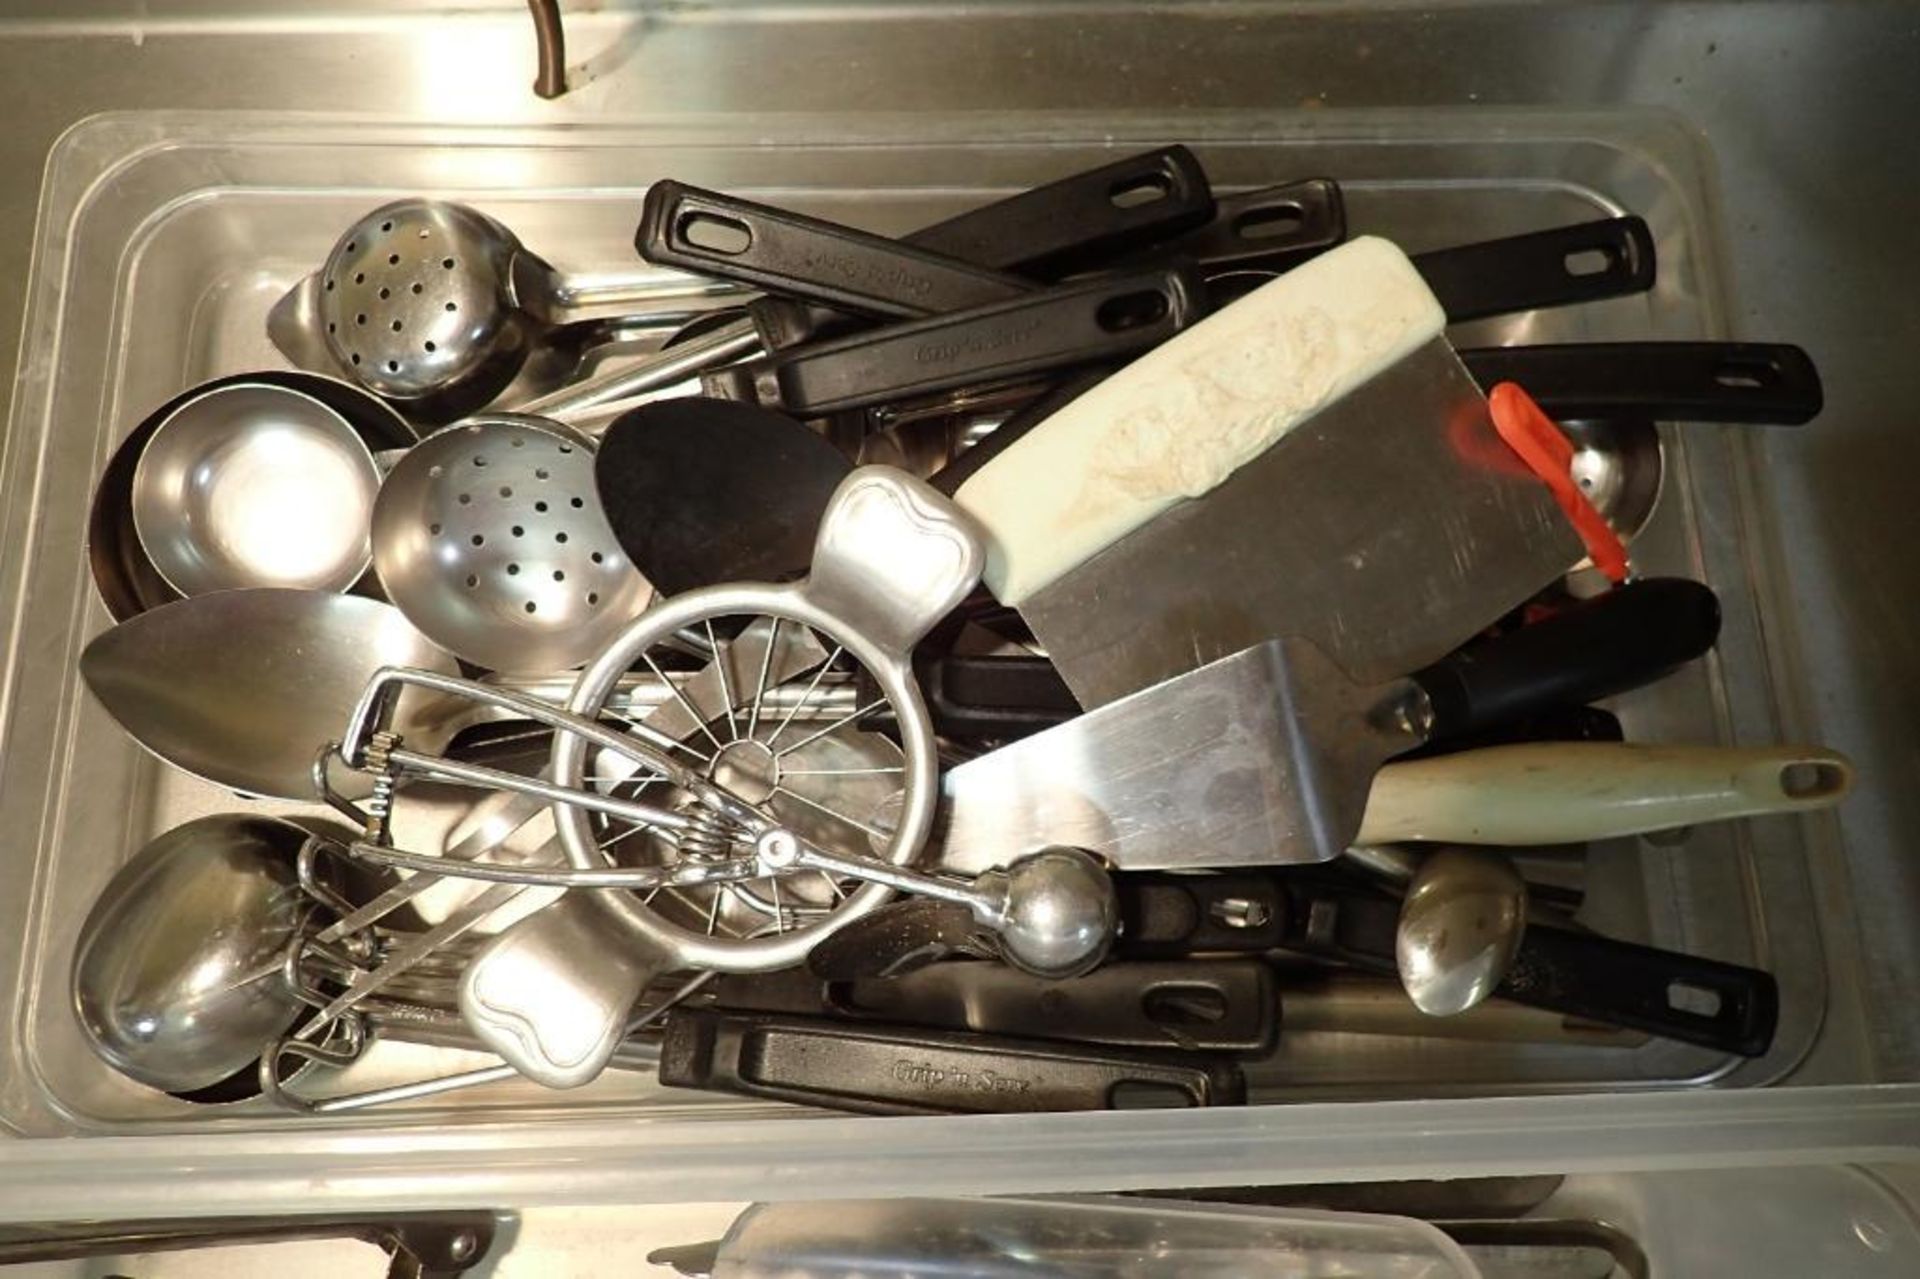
677, 212, 753, 255
1108, 174, 1172, 209
1667, 981, 1723, 1018
1097, 289, 1170, 333
1232, 204, 1306, 241
1779, 760, 1849, 799
1209, 896, 1271, 930
471, 534, 485, 546
1563, 248, 1613, 277
1141, 984, 1229, 1026
1713, 356, 1780, 389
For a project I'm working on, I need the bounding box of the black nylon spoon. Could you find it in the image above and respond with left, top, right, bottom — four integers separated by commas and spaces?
593, 397, 852, 595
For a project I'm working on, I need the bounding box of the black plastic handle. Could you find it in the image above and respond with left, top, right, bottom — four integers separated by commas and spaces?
748, 148, 1216, 351
636, 180, 1032, 318
1503, 924, 1779, 1058
1412, 579, 1721, 741
656, 1011, 1247, 1114
910, 144, 1217, 277
855, 652, 1079, 742
706, 266, 1204, 417
1271, 873, 1778, 1057
1113, 872, 1291, 959
1460, 341, 1824, 425
837, 961, 1278, 1053
1124, 178, 1347, 282
1412, 215, 1657, 323
707, 961, 1280, 1053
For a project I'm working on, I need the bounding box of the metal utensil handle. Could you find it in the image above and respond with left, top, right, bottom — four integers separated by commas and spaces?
1459, 340, 1824, 425
636, 180, 1032, 317
1411, 215, 1656, 323
518, 316, 760, 420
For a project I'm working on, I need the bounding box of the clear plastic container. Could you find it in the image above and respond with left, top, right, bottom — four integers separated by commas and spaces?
0, 110, 1854, 1151
699, 1197, 1483, 1277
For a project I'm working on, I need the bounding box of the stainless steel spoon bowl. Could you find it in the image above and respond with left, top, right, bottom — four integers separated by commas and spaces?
371, 414, 652, 672
130, 382, 384, 596
80, 589, 460, 800
1395, 846, 1528, 1017
72, 814, 313, 1094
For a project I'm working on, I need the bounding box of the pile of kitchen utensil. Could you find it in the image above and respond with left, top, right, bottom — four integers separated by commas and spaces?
73, 146, 1849, 1116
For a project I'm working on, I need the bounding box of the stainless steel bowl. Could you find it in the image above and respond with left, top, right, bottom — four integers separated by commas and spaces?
131, 382, 384, 596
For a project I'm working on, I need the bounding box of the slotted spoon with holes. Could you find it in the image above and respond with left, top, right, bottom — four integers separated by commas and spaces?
370, 413, 653, 672
268, 199, 749, 422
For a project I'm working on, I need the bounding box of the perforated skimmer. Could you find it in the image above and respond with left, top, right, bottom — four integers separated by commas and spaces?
370, 414, 652, 672
270, 199, 749, 420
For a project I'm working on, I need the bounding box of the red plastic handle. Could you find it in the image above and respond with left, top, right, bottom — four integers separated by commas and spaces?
1488, 381, 1631, 584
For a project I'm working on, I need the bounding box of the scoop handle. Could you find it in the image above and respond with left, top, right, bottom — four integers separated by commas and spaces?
1358, 742, 1854, 845
1413, 579, 1721, 741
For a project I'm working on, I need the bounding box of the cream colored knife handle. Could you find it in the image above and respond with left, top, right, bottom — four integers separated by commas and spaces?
1356, 741, 1853, 846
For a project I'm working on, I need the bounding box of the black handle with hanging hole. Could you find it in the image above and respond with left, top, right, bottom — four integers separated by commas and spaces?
1118, 178, 1347, 287
910, 144, 1217, 277
1270, 871, 1778, 1057
636, 180, 1032, 318
1460, 342, 1824, 425
706, 265, 1204, 417
656, 1011, 1247, 1114
1412, 215, 1657, 323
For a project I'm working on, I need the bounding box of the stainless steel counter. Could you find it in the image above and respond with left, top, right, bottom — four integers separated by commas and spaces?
0, 1, 1914, 1091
